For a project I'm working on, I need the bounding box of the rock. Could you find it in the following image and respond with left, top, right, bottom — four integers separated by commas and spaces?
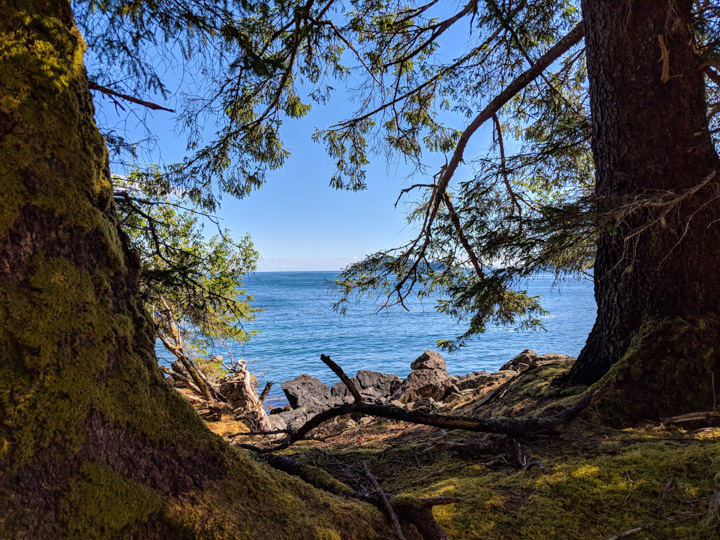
356, 369, 403, 395
391, 369, 454, 403
500, 349, 538, 372
268, 415, 287, 431
455, 370, 514, 390
537, 353, 576, 365
269, 396, 331, 431
331, 378, 359, 398
410, 350, 447, 371
412, 398, 439, 411
331, 370, 402, 402
268, 404, 291, 415
281, 374, 332, 409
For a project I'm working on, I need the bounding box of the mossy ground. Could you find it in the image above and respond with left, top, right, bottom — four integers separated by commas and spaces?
229, 364, 720, 539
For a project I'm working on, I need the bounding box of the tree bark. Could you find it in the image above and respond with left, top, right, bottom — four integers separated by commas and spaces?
0, 1, 386, 536
570, 0, 720, 417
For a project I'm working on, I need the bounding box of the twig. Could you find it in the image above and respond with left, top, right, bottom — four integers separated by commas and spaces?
88, 81, 175, 112
607, 523, 654, 540
657, 34, 671, 83
663, 411, 720, 425
258, 381, 273, 406
363, 462, 406, 540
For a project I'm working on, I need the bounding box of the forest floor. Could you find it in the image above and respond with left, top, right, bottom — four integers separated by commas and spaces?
209, 364, 720, 539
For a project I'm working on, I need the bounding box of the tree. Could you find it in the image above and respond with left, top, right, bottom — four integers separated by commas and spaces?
0, 1, 387, 535
114, 174, 271, 427
75, 0, 720, 419
3, 0, 720, 534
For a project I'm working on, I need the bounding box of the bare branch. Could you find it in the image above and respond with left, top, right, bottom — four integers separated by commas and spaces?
320, 353, 364, 404
363, 462, 406, 540
88, 81, 175, 112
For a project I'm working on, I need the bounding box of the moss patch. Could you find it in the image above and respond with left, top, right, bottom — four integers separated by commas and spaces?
60, 461, 161, 538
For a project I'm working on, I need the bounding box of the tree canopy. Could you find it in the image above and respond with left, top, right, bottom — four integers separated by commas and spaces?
76, 0, 720, 354
4, 0, 720, 537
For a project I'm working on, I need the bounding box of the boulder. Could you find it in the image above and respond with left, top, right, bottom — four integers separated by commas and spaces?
331, 370, 402, 402
268, 395, 332, 431
391, 369, 454, 403
500, 349, 538, 372
410, 350, 447, 371
411, 398, 439, 411
281, 374, 332, 409
356, 369, 403, 395
268, 404, 291, 415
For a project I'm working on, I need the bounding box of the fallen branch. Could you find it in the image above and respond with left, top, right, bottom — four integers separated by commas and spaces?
363, 462, 406, 540
663, 411, 720, 425
236, 355, 612, 453
321, 354, 363, 404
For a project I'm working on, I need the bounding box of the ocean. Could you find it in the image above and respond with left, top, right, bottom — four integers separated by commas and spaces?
157, 271, 596, 404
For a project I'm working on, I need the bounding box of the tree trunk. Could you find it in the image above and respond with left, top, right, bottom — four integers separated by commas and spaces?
569, 0, 720, 418
0, 1, 386, 536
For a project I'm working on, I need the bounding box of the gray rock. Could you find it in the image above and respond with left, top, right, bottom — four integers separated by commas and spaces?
270, 396, 331, 431
500, 349, 538, 372
410, 350, 447, 371
356, 369, 403, 395
268, 414, 287, 431
391, 369, 454, 403
281, 374, 332, 409
331, 377, 358, 398
331, 370, 402, 402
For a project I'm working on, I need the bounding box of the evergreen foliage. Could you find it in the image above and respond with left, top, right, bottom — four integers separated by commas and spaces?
73, 0, 720, 355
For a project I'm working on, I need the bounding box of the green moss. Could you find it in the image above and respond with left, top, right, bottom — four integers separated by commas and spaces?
421, 436, 720, 539
595, 315, 720, 423
60, 461, 161, 538
0, 255, 116, 465
1, 5, 391, 538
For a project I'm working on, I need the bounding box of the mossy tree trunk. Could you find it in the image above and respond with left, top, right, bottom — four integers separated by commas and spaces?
569, 0, 720, 418
0, 1, 385, 537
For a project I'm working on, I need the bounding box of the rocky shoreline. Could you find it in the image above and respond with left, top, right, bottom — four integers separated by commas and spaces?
268, 349, 576, 431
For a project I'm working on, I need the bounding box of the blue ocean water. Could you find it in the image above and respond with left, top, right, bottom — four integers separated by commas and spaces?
168, 271, 596, 404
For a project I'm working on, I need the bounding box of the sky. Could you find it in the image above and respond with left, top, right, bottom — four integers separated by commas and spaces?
95, 94, 444, 271
89, 3, 493, 272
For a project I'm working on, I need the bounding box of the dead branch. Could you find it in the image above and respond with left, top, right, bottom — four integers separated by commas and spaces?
391, 495, 449, 540
321, 354, 364, 404
657, 34, 671, 83
607, 523, 655, 540
515, 440, 544, 470
663, 411, 720, 425
235, 429, 289, 437
363, 462, 406, 540
237, 354, 613, 453
258, 381, 273, 406
88, 81, 175, 112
